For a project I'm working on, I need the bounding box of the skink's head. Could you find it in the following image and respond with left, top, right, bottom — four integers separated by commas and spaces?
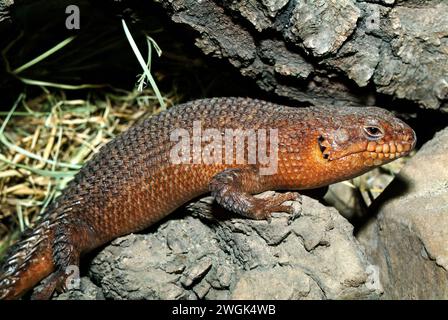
315, 106, 416, 170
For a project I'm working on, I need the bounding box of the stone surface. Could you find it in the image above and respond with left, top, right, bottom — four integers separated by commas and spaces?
167, 0, 257, 69
324, 158, 408, 220
156, 0, 448, 110
358, 127, 448, 299
0, 0, 13, 23
373, 2, 448, 109
75, 194, 382, 300
55, 277, 105, 300
286, 0, 361, 57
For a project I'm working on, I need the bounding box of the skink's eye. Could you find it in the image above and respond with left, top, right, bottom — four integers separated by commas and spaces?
363, 126, 384, 140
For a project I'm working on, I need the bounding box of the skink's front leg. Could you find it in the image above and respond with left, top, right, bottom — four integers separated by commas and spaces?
209, 167, 300, 220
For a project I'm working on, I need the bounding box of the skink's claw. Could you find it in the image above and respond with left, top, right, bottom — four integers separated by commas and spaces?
287, 203, 303, 225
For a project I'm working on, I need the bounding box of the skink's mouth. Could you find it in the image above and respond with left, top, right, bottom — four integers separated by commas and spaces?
358, 139, 414, 166
319, 136, 415, 163
362, 139, 413, 160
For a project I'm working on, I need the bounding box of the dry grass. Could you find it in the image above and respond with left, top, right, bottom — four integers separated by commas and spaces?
0, 88, 179, 259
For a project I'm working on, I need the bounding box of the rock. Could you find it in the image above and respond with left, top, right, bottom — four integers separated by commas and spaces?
81, 194, 381, 300
0, 0, 13, 23
323, 158, 408, 220
373, 2, 448, 109
180, 257, 213, 287
262, 0, 290, 17
258, 39, 313, 79
232, 267, 322, 299
286, 0, 361, 56
358, 127, 448, 299
166, 0, 256, 69
88, 219, 211, 300
54, 277, 105, 300
156, 0, 448, 110
324, 182, 364, 220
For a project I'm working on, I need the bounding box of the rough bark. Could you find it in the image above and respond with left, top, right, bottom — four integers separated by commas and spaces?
0, 2, 11, 23
155, 0, 448, 111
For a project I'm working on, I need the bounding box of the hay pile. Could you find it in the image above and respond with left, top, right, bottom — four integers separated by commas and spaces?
0, 89, 177, 259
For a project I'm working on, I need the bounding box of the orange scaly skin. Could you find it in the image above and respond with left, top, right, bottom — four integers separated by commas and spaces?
0, 97, 416, 299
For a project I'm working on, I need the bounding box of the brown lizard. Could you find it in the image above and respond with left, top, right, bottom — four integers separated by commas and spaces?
0, 97, 416, 299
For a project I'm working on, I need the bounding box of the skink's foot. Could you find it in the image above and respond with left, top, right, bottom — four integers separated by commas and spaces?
252, 192, 301, 222
210, 168, 303, 222
31, 270, 65, 300
31, 265, 80, 300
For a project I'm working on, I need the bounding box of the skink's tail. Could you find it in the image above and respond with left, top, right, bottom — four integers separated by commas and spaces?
0, 222, 55, 300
